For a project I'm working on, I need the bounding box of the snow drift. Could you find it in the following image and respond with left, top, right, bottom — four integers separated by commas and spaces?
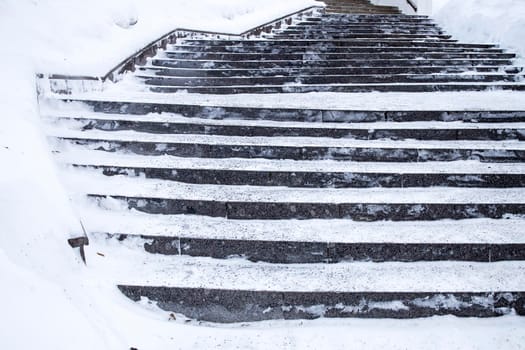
433, 0, 525, 61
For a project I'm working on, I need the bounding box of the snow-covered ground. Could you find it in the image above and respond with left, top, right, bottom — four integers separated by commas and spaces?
2, 0, 525, 349
433, 0, 525, 63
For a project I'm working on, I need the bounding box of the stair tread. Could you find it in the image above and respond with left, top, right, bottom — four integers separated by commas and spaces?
87, 236, 525, 292
55, 150, 525, 174
48, 127, 525, 150
81, 205, 525, 244
43, 111, 525, 128
63, 169, 525, 203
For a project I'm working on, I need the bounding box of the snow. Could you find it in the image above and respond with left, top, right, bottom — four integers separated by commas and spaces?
41, 110, 525, 130
62, 168, 525, 203
81, 203, 525, 244
87, 236, 525, 292
55, 151, 525, 174
61, 89, 525, 110
2, 0, 525, 349
433, 0, 525, 63
47, 127, 525, 149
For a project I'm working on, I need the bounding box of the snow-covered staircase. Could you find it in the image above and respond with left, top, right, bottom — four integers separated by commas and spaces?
39, 4, 525, 323
136, 11, 525, 93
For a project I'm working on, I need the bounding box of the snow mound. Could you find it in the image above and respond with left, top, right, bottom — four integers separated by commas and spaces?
433, 0, 525, 61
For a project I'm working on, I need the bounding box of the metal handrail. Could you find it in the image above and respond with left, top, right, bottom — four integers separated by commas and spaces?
406, 0, 418, 12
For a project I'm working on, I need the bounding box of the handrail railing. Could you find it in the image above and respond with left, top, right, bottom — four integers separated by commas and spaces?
36, 5, 324, 89
406, 0, 418, 12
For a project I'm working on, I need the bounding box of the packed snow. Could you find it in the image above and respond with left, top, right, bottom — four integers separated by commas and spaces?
433, 0, 525, 63
2, 0, 525, 349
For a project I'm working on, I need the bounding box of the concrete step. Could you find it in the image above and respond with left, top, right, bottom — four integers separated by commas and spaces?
48, 113, 525, 141
78, 205, 525, 261
119, 286, 525, 321
63, 170, 525, 220
276, 29, 444, 35
100, 233, 525, 263
290, 23, 442, 29
278, 28, 444, 34
271, 33, 453, 39
176, 41, 493, 49
140, 74, 524, 87
49, 128, 525, 162
53, 145, 525, 188
148, 83, 525, 94
151, 58, 514, 70
271, 34, 450, 40
183, 39, 457, 46
72, 164, 525, 189
140, 66, 518, 77
57, 150, 525, 176
316, 13, 431, 19
163, 52, 516, 61
52, 99, 525, 123
325, 9, 401, 15
308, 15, 432, 22
81, 206, 525, 245
169, 46, 504, 54
85, 195, 525, 220
84, 238, 525, 321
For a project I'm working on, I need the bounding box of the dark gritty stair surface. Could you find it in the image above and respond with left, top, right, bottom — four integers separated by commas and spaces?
118, 286, 525, 322
101, 233, 525, 263
140, 10, 525, 94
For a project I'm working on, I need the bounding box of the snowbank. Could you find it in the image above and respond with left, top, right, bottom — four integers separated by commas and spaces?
433, 0, 525, 61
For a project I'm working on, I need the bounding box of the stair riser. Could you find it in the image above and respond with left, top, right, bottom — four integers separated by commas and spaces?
301, 19, 434, 24
277, 29, 444, 35
316, 14, 430, 18
142, 75, 523, 87
65, 101, 525, 123
150, 84, 525, 94
143, 66, 511, 77
107, 235, 525, 263
171, 46, 501, 54
152, 59, 514, 69
60, 139, 525, 163
324, 11, 400, 14
77, 166, 525, 188
294, 23, 439, 28
278, 29, 443, 35
181, 40, 461, 47
165, 52, 511, 61
118, 286, 525, 322
177, 42, 494, 50
319, 11, 402, 14
72, 118, 525, 141
323, 8, 399, 11
271, 35, 451, 40
286, 25, 442, 31
91, 196, 525, 221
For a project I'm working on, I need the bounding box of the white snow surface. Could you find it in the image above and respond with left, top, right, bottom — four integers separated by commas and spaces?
65, 88, 525, 110
88, 236, 525, 292
63, 168, 525, 204
2, 0, 525, 349
81, 203, 525, 244
433, 0, 525, 63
